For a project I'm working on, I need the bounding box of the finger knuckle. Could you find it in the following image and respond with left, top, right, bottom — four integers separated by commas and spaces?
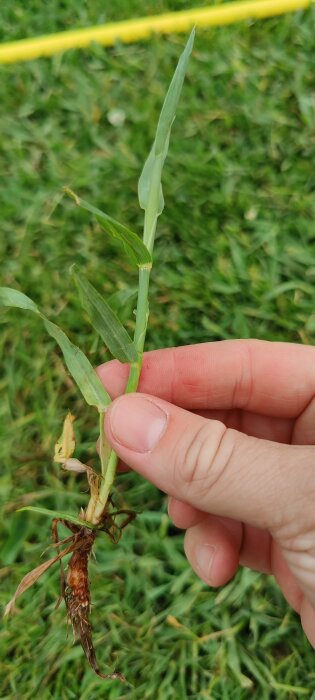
174, 420, 236, 499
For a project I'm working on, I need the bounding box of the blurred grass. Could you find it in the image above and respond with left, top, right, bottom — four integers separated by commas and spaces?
1, 1, 315, 697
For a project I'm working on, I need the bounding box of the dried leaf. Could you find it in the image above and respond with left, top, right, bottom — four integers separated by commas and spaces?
87, 471, 100, 500
62, 459, 100, 497
4, 539, 77, 617
61, 457, 91, 473
167, 614, 184, 629
54, 412, 76, 463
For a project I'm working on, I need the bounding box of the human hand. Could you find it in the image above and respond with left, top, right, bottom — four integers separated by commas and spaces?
97, 340, 315, 647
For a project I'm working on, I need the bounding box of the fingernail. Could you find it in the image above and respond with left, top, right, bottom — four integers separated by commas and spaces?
195, 544, 216, 582
109, 395, 168, 453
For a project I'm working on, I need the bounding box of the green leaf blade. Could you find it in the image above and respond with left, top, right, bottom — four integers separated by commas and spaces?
0, 287, 40, 313
0, 286, 111, 411
64, 188, 151, 267
138, 29, 194, 220
138, 146, 165, 216
18, 506, 98, 530
72, 267, 138, 364
43, 318, 111, 410
107, 287, 137, 316
154, 28, 195, 156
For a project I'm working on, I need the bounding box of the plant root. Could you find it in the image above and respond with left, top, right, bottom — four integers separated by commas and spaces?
6, 501, 136, 682
64, 525, 125, 682
52, 502, 136, 682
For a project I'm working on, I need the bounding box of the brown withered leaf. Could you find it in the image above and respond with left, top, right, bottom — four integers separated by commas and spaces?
54, 412, 76, 463
4, 539, 77, 617
60, 457, 101, 500
61, 457, 90, 473
61, 457, 99, 482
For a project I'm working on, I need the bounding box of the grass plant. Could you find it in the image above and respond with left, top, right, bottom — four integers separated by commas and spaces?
1, 1, 315, 696
0, 30, 194, 682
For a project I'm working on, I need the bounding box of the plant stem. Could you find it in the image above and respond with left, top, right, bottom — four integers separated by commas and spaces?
89, 447, 118, 523
90, 266, 151, 523
142, 159, 162, 254
88, 154, 160, 524
124, 166, 159, 392
126, 267, 150, 390
85, 410, 110, 522
99, 410, 111, 478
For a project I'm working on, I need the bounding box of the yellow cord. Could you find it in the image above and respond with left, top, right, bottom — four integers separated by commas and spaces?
0, 0, 312, 64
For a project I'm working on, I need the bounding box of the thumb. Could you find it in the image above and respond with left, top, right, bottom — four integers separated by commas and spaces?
105, 393, 315, 533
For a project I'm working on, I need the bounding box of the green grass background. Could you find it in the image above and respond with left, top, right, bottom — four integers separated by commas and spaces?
1, 1, 315, 697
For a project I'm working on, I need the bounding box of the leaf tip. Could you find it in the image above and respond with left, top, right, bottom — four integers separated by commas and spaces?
4, 600, 14, 618
63, 187, 81, 206
184, 26, 195, 55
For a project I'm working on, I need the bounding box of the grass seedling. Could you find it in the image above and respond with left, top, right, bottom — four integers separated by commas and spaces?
1, 30, 194, 681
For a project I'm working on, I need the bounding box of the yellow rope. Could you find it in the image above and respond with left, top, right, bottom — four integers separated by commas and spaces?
0, 0, 312, 64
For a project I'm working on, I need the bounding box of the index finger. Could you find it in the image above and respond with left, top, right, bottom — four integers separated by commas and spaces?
97, 339, 315, 418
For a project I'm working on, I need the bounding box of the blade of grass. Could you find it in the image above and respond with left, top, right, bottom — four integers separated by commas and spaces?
154, 28, 195, 156
0, 287, 111, 411
0, 286, 41, 313
138, 27, 195, 253
43, 318, 111, 410
17, 506, 98, 530
107, 287, 138, 315
72, 266, 138, 363
64, 187, 152, 267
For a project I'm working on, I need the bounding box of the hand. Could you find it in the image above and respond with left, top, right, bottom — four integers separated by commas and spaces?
97, 339, 315, 647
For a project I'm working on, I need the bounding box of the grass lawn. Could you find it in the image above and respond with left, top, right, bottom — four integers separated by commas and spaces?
1, 1, 315, 697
